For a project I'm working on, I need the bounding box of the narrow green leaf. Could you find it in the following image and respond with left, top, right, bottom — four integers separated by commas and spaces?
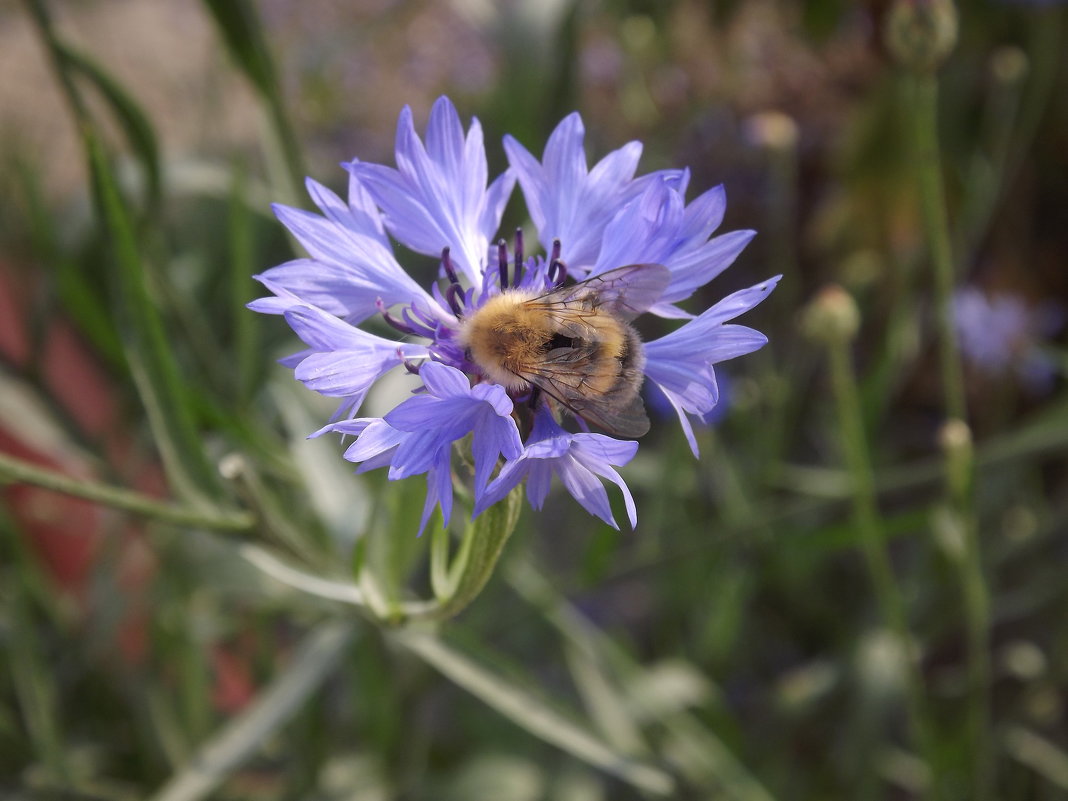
563, 642, 647, 755
198, 0, 276, 95
85, 130, 223, 506
239, 544, 367, 609
148, 620, 357, 801
1003, 726, 1068, 790
7, 567, 71, 784
371, 477, 438, 607
509, 564, 777, 801
200, 0, 304, 198
393, 628, 675, 796
227, 167, 260, 407
10, 159, 123, 367
57, 41, 162, 210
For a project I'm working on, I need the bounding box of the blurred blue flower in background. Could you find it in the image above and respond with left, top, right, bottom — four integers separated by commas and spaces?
252, 96, 776, 529
954, 286, 1064, 392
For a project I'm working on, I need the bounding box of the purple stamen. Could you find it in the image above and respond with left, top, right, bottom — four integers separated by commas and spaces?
547, 240, 566, 286
377, 299, 417, 335
446, 283, 465, 318
407, 303, 437, 329
514, 228, 525, 284
402, 358, 422, 375
401, 307, 432, 337
441, 247, 460, 287
549, 258, 568, 286
498, 239, 509, 289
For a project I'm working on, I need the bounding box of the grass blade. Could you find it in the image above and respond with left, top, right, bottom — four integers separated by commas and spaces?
148, 620, 357, 801
85, 130, 224, 506
199, 0, 305, 200
508, 563, 777, 801
57, 42, 162, 211
393, 628, 675, 796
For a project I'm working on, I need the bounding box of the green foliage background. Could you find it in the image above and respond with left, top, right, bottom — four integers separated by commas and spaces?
1, 1, 1066, 799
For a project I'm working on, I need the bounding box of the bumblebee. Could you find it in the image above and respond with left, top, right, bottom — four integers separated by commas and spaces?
458, 263, 670, 437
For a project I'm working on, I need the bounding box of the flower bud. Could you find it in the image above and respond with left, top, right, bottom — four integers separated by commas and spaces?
991, 46, 1028, 87
938, 417, 973, 500
937, 417, 972, 455
801, 284, 861, 345
745, 110, 799, 153
884, 0, 958, 74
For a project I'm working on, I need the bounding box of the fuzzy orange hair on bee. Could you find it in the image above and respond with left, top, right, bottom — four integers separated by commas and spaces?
458, 263, 670, 438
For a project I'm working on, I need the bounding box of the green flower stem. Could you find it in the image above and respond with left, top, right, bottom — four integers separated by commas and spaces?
942, 425, 991, 801
218, 454, 327, 565
234, 489, 523, 625
0, 451, 253, 533
911, 73, 991, 799
412, 488, 524, 622
961, 510, 991, 799
827, 337, 936, 791
911, 75, 965, 422
22, 0, 89, 125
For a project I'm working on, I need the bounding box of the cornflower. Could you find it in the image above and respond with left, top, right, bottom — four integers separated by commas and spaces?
252, 97, 777, 532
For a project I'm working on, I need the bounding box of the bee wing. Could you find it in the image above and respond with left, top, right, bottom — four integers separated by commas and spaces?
539, 263, 670, 322
519, 347, 651, 438
567, 390, 651, 439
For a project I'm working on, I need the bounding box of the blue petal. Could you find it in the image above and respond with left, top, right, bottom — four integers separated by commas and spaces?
294, 351, 391, 398
592, 177, 682, 274
656, 229, 758, 306
418, 462, 454, 535
418, 360, 474, 399
556, 455, 618, 529
388, 428, 445, 479
646, 324, 769, 369
590, 178, 758, 308
523, 460, 554, 510
472, 454, 527, 517
341, 419, 404, 462
268, 201, 437, 320
305, 176, 389, 249
571, 433, 639, 465
646, 277, 780, 356
474, 412, 635, 527
349, 97, 513, 284
653, 384, 703, 458
470, 408, 523, 488
470, 381, 518, 418
504, 114, 650, 274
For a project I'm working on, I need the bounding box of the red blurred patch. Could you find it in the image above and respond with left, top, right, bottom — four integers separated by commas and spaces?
1, 259, 258, 703
0, 260, 160, 663
211, 643, 257, 713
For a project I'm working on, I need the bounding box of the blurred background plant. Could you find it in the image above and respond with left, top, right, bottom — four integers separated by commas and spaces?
1, 0, 1066, 799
